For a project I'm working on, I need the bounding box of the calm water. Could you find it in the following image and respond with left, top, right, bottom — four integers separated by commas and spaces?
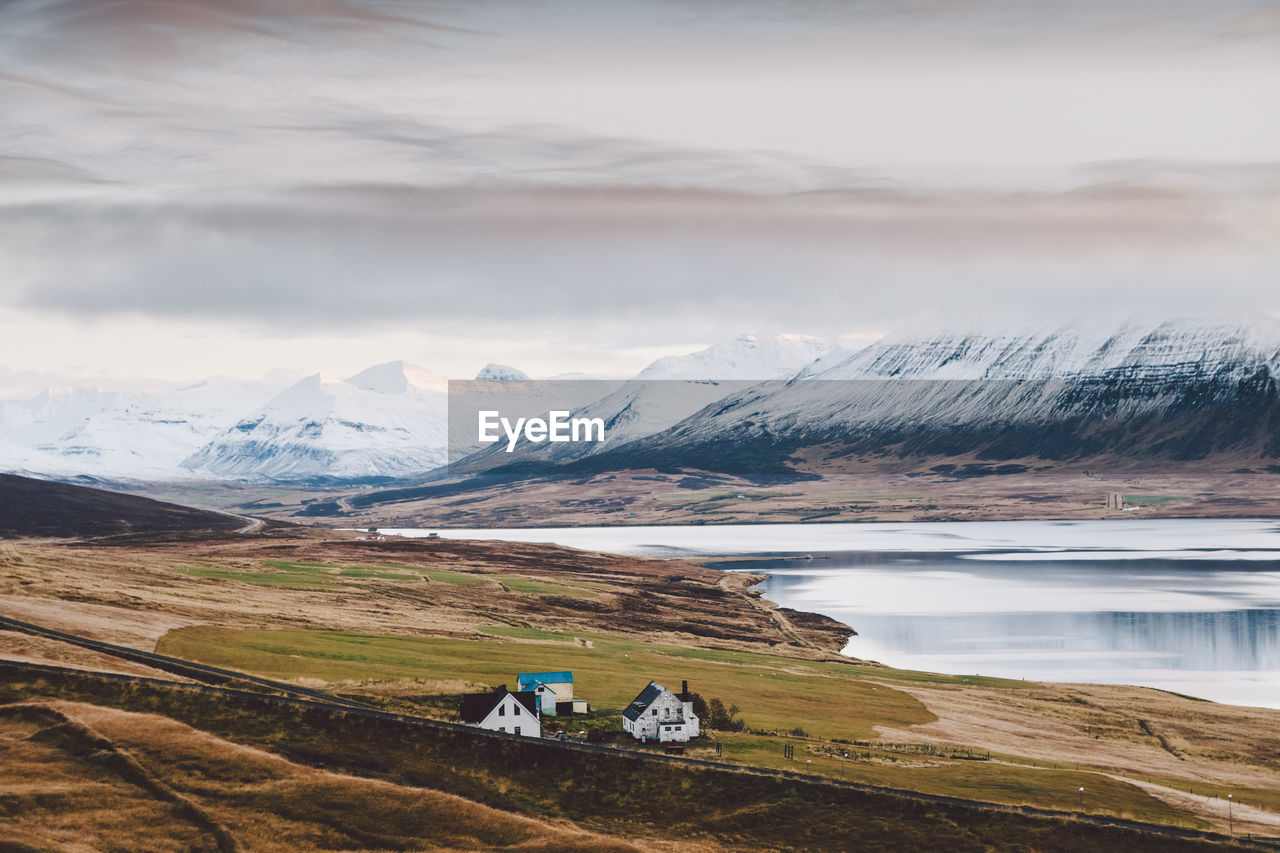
388, 520, 1280, 708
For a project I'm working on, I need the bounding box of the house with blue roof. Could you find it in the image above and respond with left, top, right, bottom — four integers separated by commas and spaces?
516, 670, 585, 716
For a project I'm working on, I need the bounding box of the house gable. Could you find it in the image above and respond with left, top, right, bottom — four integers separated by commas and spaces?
460, 687, 540, 735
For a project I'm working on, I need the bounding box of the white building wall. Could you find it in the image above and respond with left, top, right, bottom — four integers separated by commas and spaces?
627, 688, 699, 743
478, 694, 541, 738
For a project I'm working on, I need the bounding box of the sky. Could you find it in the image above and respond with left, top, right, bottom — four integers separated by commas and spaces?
1, 0, 1278, 395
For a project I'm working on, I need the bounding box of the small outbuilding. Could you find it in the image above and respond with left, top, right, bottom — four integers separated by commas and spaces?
459, 687, 541, 738
517, 670, 575, 716
623, 680, 699, 743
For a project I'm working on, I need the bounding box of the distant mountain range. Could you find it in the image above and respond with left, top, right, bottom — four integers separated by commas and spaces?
573, 318, 1280, 477
0, 334, 824, 483
4, 320, 1280, 484
182, 362, 448, 482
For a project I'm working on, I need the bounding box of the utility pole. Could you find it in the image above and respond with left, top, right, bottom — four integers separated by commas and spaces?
1078, 787, 1084, 812
1228, 793, 1233, 836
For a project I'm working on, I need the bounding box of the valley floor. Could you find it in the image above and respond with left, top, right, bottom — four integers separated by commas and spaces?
142, 461, 1280, 528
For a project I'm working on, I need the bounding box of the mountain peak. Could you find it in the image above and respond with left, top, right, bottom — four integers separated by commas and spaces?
476, 363, 530, 381
348, 361, 447, 394
636, 332, 834, 380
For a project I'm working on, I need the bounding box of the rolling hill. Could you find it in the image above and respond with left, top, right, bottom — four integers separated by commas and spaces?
0, 473, 243, 538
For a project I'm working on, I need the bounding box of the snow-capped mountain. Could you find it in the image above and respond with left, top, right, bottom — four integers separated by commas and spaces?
636, 333, 834, 380
0, 380, 282, 481
815, 317, 1280, 381
584, 318, 1280, 475
475, 363, 530, 381
7, 319, 1280, 484
453, 333, 840, 472
182, 362, 448, 481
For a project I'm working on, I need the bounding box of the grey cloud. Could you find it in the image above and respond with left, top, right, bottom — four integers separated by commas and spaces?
0, 0, 1275, 358
4, 178, 1275, 348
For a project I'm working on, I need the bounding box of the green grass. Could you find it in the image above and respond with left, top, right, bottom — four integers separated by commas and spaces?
417, 567, 489, 585
653, 644, 1025, 689
482, 626, 576, 641
175, 560, 426, 587
175, 560, 613, 598
1123, 495, 1188, 505
158, 626, 936, 741
716, 732, 1206, 828
150, 626, 1209, 830
176, 565, 335, 587
497, 576, 605, 599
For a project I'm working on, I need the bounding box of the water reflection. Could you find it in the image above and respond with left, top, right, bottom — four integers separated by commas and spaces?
748, 554, 1280, 707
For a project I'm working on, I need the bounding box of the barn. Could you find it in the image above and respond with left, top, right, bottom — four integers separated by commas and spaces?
517, 670, 576, 716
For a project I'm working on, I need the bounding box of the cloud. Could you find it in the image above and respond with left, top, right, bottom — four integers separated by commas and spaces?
2, 175, 1275, 350
0, 0, 1276, 377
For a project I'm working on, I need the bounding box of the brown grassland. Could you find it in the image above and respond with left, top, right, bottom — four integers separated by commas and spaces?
184, 458, 1280, 528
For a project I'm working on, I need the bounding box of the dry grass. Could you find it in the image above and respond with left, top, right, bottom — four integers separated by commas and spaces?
0, 700, 675, 853
271, 463, 1280, 528
0, 535, 849, 657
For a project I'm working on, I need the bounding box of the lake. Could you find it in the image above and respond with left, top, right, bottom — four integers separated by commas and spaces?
386, 519, 1280, 708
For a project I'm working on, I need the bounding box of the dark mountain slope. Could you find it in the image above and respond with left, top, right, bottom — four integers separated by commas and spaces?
0, 473, 242, 538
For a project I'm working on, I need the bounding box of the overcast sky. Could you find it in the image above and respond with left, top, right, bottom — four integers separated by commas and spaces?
1, 0, 1277, 394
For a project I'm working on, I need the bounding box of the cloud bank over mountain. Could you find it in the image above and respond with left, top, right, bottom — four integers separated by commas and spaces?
0, 0, 1276, 388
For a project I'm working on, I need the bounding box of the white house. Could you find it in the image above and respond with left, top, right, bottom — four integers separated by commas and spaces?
459, 687, 541, 738
622, 680, 699, 743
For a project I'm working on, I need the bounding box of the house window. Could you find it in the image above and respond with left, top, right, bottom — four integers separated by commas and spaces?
651, 708, 657, 716
515, 726, 521, 736
499, 705, 505, 716
499, 726, 506, 732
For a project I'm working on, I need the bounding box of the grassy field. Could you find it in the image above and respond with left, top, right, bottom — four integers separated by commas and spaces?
6, 532, 1279, 842
176, 559, 426, 587
174, 559, 613, 599
152, 624, 1228, 829
714, 732, 1204, 828
158, 625, 937, 741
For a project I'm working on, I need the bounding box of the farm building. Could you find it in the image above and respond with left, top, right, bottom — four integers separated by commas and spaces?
459, 687, 541, 738
622, 680, 700, 743
517, 670, 584, 716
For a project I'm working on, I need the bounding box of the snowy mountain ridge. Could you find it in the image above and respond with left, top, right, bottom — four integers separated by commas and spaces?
5, 320, 1280, 482
636, 332, 835, 380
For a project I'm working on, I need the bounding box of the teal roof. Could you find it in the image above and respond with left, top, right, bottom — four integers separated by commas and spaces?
517, 671, 573, 689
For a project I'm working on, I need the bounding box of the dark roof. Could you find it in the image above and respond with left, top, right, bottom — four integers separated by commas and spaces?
511, 689, 538, 716
460, 687, 539, 724
622, 680, 666, 722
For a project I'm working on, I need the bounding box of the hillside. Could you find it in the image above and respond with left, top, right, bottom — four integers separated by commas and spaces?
1, 530, 1277, 847
0, 474, 243, 538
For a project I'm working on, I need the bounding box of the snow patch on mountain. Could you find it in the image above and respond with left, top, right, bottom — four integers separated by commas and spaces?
636, 333, 834, 380
181, 362, 447, 481
0, 380, 282, 481
815, 317, 1280, 381
476, 363, 530, 381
